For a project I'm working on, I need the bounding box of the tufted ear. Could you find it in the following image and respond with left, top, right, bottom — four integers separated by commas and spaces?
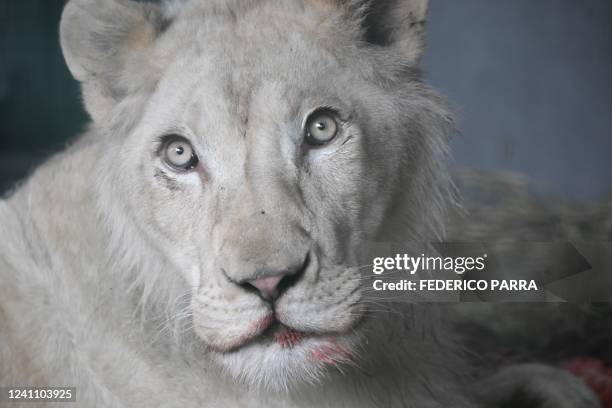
60, 0, 173, 121
361, 0, 429, 63
310, 0, 429, 64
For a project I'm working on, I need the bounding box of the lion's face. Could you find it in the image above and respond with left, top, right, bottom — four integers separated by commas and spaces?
128, 12, 396, 389
62, 0, 444, 391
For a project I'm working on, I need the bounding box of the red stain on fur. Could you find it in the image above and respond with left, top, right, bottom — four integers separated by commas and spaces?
563, 358, 612, 408
310, 340, 353, 365
274, 326, 303, 348
256, 315, 275, 333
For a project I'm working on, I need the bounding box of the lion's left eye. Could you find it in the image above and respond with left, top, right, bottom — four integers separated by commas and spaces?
305, 109, 339, 146
161, 135, 199, 171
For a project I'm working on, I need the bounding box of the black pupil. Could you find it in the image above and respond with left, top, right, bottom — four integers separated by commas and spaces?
316, 122, 326, 131
175, 146, 184, 155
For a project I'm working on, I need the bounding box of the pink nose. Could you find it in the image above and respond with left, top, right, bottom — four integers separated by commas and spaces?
248, 275, 284, 299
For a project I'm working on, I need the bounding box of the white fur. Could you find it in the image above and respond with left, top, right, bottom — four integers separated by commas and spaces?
0, 1, 600, 407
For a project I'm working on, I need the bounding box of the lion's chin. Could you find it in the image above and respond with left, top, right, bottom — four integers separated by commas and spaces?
212, 327, 360, 391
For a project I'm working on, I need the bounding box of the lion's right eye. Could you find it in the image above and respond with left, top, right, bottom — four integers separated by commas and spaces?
160, 135, 199, 171
304, 109, 339, 146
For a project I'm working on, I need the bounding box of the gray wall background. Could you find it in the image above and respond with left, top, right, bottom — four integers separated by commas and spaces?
1, 0, 611, 200
424, 0, 612, 200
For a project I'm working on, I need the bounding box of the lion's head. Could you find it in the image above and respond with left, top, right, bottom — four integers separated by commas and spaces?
60, 0, 452, 390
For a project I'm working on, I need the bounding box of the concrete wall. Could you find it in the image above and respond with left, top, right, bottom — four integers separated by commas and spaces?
424, 0, 612, 200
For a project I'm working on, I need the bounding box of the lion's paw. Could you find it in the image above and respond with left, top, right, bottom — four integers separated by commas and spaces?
475, 363, 601, 408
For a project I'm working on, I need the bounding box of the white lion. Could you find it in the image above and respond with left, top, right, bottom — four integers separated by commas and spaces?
0, 0, 600, 407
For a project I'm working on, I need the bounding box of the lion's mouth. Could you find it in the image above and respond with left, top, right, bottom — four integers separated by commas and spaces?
272, 324, 305, 348
221, 313, 365, 355
224, 319, 356, 365
215, 301, 368, 354
225, 317, 308, 352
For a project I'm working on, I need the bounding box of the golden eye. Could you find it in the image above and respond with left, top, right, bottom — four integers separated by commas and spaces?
305, 109, 339, 146
162, 135, 199, 171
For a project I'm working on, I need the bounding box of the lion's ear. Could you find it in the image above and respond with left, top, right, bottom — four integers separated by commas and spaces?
361, 0, 429, 64
310, 0, 429, 64
60, 0, 171, 121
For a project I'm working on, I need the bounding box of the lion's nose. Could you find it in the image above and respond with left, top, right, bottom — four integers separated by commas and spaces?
241, 254, 309, 301
248, 275, 284, 300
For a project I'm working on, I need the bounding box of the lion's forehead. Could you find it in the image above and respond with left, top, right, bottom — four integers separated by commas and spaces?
169, 0, 344, 39
157, 28, 350, 88
151, 1, 367, 87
